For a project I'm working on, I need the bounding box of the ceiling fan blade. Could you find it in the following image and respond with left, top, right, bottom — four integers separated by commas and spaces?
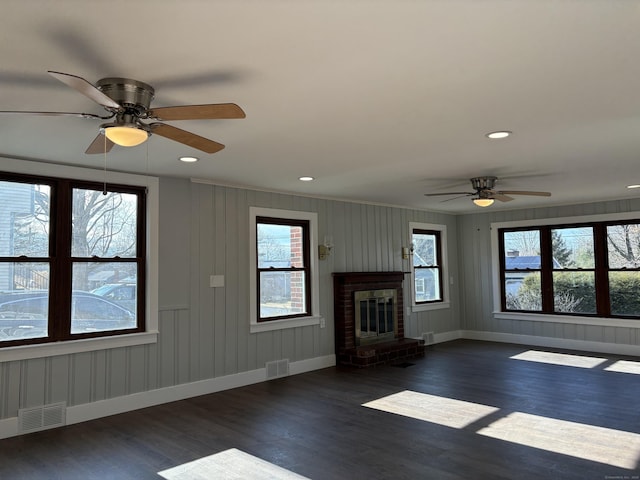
0, 110, 106, 119
48, 71, 122, 110
85, 133, 115, 155
498, 190, 551, 197
440, 194, 471, 203
424, 191, 473, 197
150, 123, 225, 154
493, 193, 514, 202
148, 103, 246, 121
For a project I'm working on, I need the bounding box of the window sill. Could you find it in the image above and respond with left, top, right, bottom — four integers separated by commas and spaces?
0, 331, 159, 362
250, 315, 321, 333
412, 301, 450, 313
493, 311, 640, 329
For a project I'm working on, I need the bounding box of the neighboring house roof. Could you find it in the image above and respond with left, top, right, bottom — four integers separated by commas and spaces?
505, 256, 562, 269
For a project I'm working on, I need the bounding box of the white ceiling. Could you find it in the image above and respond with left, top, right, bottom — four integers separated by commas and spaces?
2, 1, 640, 213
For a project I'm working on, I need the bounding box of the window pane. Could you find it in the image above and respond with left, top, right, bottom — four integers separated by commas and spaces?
552, 271, 596, 314
552, 227, 594, 269
413, 232, 437, 266
415, 267, 441, 302
0, 181, 50, 257
259, 271, 306, 318
609, 271, 640, 316
607, 224, 640, 268
257, 223, 305, 268
72, 189, 138, 258
72, 262, 137, 333
503, 230, 540, 268
505, 271, 541, 311
0, 264, 49, 341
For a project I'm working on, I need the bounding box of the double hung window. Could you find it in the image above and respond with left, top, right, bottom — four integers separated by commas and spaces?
409, 222, 449, 310
412, 228, 443, 303
249, 207, 320, 333
256, 216, 310, 321
0, 172, 146, 347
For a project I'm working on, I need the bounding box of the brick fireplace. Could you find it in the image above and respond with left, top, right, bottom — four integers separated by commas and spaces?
333, 272, 425, 367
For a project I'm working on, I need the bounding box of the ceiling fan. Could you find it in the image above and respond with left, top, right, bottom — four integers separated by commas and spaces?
0, 71, 245, 154
424, 176, 551, 207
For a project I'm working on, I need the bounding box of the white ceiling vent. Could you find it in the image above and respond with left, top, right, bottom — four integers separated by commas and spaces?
18, 402, 67, 434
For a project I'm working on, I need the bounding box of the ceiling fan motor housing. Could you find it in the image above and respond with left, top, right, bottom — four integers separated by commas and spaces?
96, 78, 155, 115
470, 176, 497, 191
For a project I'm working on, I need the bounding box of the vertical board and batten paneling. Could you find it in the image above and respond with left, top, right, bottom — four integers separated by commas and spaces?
193, 183, 215, 380
0, 177, 463, 423
458, 198, 640, 347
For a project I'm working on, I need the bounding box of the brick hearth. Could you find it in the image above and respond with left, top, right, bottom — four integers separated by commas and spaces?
333, 272, 425, 367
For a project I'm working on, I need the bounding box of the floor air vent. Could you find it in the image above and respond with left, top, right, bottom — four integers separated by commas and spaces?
423, 332, 435, 345
18, 402, 67, 434
266, 359, 289, 379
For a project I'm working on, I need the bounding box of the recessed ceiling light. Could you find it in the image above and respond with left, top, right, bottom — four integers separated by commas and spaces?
299, 176, 314, 181
486, 131, 512, 139
180, 156, 199, 163
627, 184, 640, 189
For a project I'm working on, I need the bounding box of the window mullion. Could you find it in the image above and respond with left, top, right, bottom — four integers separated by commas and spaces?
593, 223, 611, 316
51, 181, 72, 339
540, 226, 554, 312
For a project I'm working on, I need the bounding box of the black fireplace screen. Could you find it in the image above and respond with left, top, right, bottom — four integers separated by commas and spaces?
354, 289, 397, 345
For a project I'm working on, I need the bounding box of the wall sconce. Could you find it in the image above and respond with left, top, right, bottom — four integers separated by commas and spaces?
319, 235, 334, 260
402, 244, 414, 259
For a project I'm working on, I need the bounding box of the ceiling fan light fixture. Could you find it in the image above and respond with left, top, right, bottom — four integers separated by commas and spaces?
473, 197, 495, 207
104, 125, 149, 147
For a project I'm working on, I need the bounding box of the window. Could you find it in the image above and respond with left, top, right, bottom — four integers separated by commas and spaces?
499, 219, 640, 318
249, 207, 320, 333
256, 216, 310, 320
409, 222, 449, 311
0, 172, 146, 347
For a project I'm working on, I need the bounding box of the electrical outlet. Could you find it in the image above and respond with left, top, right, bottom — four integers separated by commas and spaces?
319, 318, 326, 328
210, 275, 225, 288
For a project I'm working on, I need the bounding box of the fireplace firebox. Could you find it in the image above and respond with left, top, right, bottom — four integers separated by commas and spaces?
333, 272, 424, 367
355, 289, 397, 345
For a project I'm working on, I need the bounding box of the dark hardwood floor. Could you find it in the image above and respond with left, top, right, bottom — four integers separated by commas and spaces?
1, 339, 639, 479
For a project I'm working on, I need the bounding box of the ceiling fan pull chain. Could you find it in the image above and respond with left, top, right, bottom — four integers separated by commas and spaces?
103, 134, 108, 195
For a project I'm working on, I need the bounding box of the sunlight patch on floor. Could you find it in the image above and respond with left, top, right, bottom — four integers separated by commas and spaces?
605, 359, 640, 375
158, 448, 310, 480
362, 390, 499, 429
477, 412, 640, 469
363, 390, 640, 469
510, 350, 608, 368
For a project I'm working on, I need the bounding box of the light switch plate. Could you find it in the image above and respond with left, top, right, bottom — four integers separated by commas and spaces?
210, 275, 225, 288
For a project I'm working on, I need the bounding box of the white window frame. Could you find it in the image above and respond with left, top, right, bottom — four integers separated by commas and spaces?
249, 207, 321, 333
491, 211, 640, 329
0, 158, 158, 362
409, 222, 450, 312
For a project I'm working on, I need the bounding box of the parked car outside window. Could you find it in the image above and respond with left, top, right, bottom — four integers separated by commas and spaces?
91, 283, 137, 312
0, 291, 135, 341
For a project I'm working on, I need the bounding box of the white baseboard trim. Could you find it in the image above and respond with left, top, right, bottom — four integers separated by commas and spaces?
0, 417, 17, 440
460, 330, 640, 357
0, 354, 336, 440
434, 330, 463, 344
